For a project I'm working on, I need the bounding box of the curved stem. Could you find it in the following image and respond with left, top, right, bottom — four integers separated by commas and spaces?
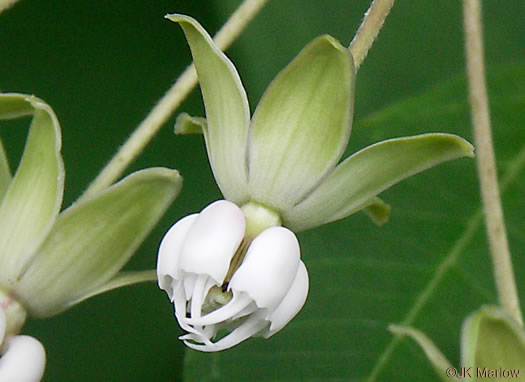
462, 0, 522, 325
349, 0, 395, 71
82, 0, 269, 198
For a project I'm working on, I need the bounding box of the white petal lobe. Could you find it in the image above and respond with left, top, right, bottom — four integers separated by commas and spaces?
265, 261, 309, 337
157, 214, 198, 295
0, 335, 46, 382
180, 200, 245, 283
230, 226, 300, 309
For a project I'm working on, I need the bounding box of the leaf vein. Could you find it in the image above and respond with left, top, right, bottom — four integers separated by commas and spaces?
366, 143, 525, 381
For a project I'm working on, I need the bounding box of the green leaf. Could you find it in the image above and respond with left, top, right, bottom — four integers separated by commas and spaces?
284, 133, 473, 232
168, 14, 250, 204
389, 324, 456, 381
183, 64, 525, 381
248, 35, 354, 212
461, 306, 525, 377
0, 94, 64, 287
15, 168, 182, 318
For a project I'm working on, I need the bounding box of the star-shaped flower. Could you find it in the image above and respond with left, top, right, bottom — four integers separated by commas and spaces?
157, 14, 474, 352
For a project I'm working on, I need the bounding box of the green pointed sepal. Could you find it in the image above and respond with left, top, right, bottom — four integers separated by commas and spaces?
462, 306, 525, 376
15, 168, 182, 317
284, 133, 474, 231
167, 14, 250, 204
174, 112, 207, 135
0, 93, 64, 287
248, 34, 354, 211
362, 197, 391, 225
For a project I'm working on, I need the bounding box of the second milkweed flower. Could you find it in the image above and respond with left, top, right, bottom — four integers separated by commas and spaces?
158, 14, 473, 351
0, 93, 182, 379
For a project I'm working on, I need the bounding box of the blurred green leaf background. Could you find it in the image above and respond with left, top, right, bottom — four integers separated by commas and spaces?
1, 0, 524, 381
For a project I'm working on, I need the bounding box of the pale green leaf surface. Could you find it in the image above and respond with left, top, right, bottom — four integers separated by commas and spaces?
15, 168, 182, 317
248, 36, 354, 212
0, 94, 64, 286
284, 133, 474, 232
168, 14, 250, 204
461, 306, 525, 376
184, 64, 525, 381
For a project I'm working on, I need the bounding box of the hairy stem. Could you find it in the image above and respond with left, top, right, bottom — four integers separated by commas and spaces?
0, 0, 21, 14
462, 0, 522, 325
349, 0, 395, 71
82, 0, 269, 198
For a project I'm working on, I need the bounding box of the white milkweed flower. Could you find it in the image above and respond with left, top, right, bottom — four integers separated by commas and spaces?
159, 14, 473, 351
157, 200, 308, 352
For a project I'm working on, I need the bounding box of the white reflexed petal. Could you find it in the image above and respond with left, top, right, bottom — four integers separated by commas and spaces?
179, 330, 216, 349
189, 274, 210, 319
231, 301, 258, 321
0, 335, 46, 382
157, 214, 198, 296
185, 292, 253, 326
182, 273, 198, 301
180, 200, 245, 284
265, 261, 309, 337
230, 226, 300, 310
183, 313, 269, 352
172, 281, 203, 338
